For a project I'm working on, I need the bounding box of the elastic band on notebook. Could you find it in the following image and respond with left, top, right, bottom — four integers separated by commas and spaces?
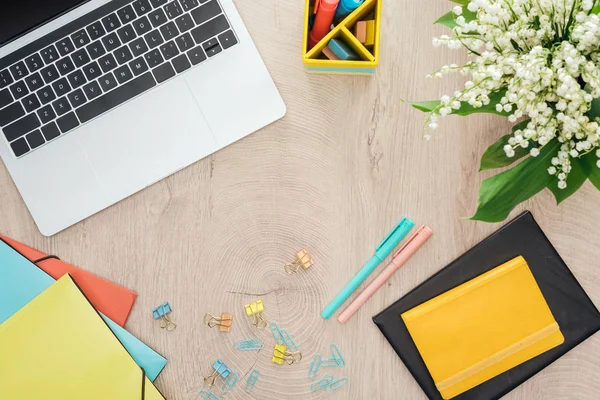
32, 255, 61, 264
435, 322, 561, 392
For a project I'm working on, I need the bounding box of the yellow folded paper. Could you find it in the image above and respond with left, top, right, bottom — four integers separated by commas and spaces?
0, 275, 164, 400
401, 256, 564, 399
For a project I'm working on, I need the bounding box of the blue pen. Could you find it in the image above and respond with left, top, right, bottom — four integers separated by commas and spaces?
334, 0, 365, 19
321, 217, 415, 319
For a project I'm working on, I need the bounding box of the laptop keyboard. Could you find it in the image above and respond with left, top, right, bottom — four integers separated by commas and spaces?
0, 0, 238, 158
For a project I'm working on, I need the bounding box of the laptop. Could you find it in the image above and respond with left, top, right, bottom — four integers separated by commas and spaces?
0, 0, 286, 236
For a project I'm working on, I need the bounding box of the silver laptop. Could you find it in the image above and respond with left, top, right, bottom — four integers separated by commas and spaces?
0, 0, 286, 236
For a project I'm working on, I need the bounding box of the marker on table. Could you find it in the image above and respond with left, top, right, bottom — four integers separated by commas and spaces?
321, 217, 415, 319
334, 0, 365, 19
337, 226, 433, 324
309, 0, 340, 50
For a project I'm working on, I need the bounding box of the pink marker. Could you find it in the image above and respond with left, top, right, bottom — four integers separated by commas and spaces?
337, 225, 433, 324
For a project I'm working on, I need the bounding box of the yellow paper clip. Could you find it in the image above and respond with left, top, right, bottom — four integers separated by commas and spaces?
152, 302, 177, 331
285, 249, 313, 274
272, 344, 302, 365
204, 313, 233, 332
204, 360, 231, 387
244, 300, 267, 328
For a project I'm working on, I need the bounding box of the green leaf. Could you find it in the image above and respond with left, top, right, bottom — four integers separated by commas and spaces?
450, 0, 470, 4
411, 90, 510, 117
592, 4, 600, 14
547, 157, 588, 204
581, 151, 600, 191
435, 8, 477, 29
479, 120, 531, 171
470, 140, 560, 223
588, 96, 600, 119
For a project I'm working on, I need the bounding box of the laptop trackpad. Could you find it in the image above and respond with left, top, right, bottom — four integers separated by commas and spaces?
77, 78, 219, 199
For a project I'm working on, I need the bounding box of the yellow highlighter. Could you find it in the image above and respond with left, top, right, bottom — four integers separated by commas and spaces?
402, 256, 564, 399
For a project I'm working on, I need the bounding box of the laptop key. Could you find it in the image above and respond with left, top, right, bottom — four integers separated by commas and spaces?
10, 61, 28, 81
160, 21, 179, 41
164, 1, 183, 19
40, 64, 60, 84
187, 45, 206, 65
40, 45, 59, 64
115, 46, 134, 64
117, 25, 137, 44
191, 15, 229, 45
114, 65, 134, 84
68, 89, 87, 108
56, 112, 80, 133
3, 113, 41, 142
117, 5, 137, 25
102, 13, 122, 32
175, 14, 194, 33
99, 53, 118, 73
72, 29, 91, 48
24, 54, 44, 73
205, 42, 222, 57
0, 103, 25, 127
41, 122, 61, 141
86, 22, 106, 41
77, 72, 156, 123
191, 1, 221, 26
102, 32, 122, 52
25, 72, 44, 92
145, 30, 164, 49
67, 70, 87, 89
160, 41, 179, 60
57, 57, 76, 75
52, 78, 71, 97
22, 93, 41, 113
133, 16, 152, 36
149, 8, 168, 28
152, 62, 175, 83
133, 0, 152, 16
150, 0, 168, 7
37, 86, 57, 105
26, 129, 45, 149
83, 81, 102, 100
144, 49, 164, 68
129, 57, 149, 76
56, 37, 76, 57
180, 0, 200, 12
218, 30, 237, 49
99, 73, 118, 92
175, 33, 194, 52
38, 105, 57, 124
0, 69, 14, 89
0, 88, 12, 109
130, 37, 149, 57
11, 138, 30, 157
10, 81, 29, 100
82, 61, 103, 81
172, 54, 191, 73
86, 41, 106, 60
52, 97, 72, 116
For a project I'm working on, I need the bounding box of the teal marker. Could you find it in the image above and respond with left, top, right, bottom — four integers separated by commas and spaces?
321, 217, 415, 319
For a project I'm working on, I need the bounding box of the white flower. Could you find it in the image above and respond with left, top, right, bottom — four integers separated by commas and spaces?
558, 181, 567, 190
548, 166, 557, 174
453, 6, 463, 15
597, 160, 600, 168
530, 148, 540, 157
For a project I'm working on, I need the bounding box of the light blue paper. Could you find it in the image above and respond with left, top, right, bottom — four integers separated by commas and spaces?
0, 240, 167, 381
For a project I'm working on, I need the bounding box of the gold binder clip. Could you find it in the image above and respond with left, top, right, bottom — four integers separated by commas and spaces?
204, 360, 231, 387
204, 313, 233, 332
244, 300, 267, 328
285, 249, 313, 274
272, 344, 302, 365
152, 302, 177, 331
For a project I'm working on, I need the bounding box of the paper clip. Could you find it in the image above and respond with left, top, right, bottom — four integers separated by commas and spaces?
233, 338, 264, 351
244, 300, 267, 328
324, 377, 348, 392
204, 360, 231, 387
204, 313, 233, 332
308, 353, 322, 378
272, 344, 302, 365
320, 344, 346, 367
245, 369, 260, 393
152, 302, 176, 331
199, 390, 221, 400
285, 249, 313, 274
221, 371, 239, 393
310, 374, 333, 392
270, 322, 298, 351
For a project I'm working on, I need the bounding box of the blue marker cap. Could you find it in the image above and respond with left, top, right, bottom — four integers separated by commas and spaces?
334, 0, 365, 19
375, 217, 415, 260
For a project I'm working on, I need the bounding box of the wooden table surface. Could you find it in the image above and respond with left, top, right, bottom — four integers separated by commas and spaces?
1, 1, 600, 399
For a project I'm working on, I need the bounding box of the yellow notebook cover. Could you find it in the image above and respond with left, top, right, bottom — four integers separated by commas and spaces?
401, 256, 564, 399
0, 275, 164, 400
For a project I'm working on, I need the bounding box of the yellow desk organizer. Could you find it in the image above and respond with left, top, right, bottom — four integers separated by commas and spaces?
303, 0, 381, 75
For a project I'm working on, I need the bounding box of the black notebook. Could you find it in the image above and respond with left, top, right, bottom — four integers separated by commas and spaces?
373, 211, 600, 400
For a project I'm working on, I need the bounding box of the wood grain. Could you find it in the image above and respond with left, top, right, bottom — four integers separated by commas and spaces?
1, 0, 600, 399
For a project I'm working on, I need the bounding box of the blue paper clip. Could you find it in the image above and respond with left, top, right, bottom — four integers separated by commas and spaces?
152, 302, 176, 331
233, 338, 264, 351
199, 390, 221, 400
324, 377, 348, 392
245, 369, 260, 393
281, 329, 298, 352
204, 360, 231, 387
310, 375, 333, 392
221, 371, 239, 393
270, 322, 298, 351
320, 344, 345, 367
308, 353, 322, 379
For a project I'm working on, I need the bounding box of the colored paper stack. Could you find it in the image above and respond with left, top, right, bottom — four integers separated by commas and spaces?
0, 235, 167, 398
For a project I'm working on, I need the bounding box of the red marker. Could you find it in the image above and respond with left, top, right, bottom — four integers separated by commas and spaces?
309, 0, 340, 50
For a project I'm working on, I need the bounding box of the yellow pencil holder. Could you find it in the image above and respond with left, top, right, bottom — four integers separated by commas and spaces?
302, 0, 382, 75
